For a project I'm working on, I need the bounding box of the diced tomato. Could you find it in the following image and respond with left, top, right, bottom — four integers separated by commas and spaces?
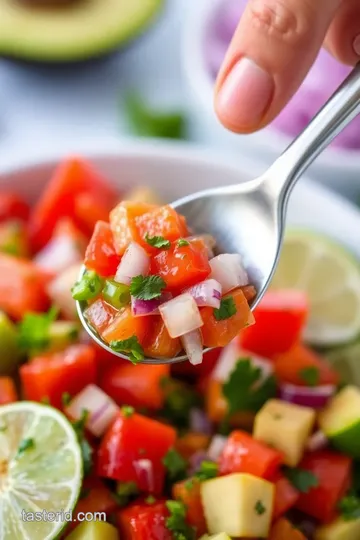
0, 254, 49, 319
274, 344, 339, 387
102, 306, 150, 345
117, 499, 172, 540
85, 298, 118, 336
200, 288, 254, 348
20, 344, 97, 408
175, 433, 210, 460
143, 316, 181, 359
135, 205, 189, 253
218, 430, 283, 479
84, 221, 120, 277
172, 347, 222, 380
73, 192, 114, 237
269, 518, 306, 540
240, 284, 257, 303
98, 412, 176, 494
173, 478, 207, 536
0, 376, 18, 404
100, 363, 169, 410
151, 240, 210, 291
240, 290, 308, 358
295, 450, 352, 523
29, 157, 117, 251
272, 473, 299, 520
0, 193, 29, 222
205, 378, 255, 428
110, 201, 156, 256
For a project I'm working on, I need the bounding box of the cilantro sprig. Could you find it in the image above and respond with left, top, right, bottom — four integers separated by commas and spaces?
165, 500, 196, 540
17, 438, 35, 456
145, 234, 171, 250
214, 296, 237, 321
284, 467, 319, 493
110, 336, 144, 364
130, 275, 166, 301
194, 461, 218, 482
18, 306, 58, 356
338, 495, 360, 521
299, 366, 320, 387
71, 409, 93, 477
177, 239, 189, 248
162, 448, 187, 482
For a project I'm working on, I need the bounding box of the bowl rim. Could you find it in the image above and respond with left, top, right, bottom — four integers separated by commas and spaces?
181, 0, 360, 170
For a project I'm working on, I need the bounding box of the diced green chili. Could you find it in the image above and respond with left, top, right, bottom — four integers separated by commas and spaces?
71, 271, 103, 301
102, 280, 131, 309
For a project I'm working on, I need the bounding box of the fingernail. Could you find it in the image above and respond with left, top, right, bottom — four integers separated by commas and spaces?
217, 57, 274, 129
353, 35, 360, 56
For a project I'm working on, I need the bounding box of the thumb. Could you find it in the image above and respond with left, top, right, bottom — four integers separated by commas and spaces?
214, 0, 341, 133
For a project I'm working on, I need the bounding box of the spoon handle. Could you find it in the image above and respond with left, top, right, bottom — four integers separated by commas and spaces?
267, 62, 360, 199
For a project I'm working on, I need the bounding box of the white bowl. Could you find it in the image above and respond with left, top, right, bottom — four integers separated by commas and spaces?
1, 138, 360, 260
182, 0, 360, 201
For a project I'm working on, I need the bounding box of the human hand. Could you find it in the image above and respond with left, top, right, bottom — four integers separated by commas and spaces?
214, 0, 360, 133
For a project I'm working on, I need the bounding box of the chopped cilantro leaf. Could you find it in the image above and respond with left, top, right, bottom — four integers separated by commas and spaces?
130, 275, 166, 301
162, 448, 187, 482
145, 495, 156, 505
338, 495, 360, 521
110, 336, 144, 364
177, 239, 189, 247
284, 467, 319, 493
61, 392, 71, 407
255, 500, 266, 515
17, 438, 35, 455
71, 270, 103, 302
299, 366, 320, 387
214, 296, 237, 321
165, 500, 196, 540
121, 405, 135, 418
160, 377, 201, 430
195, 461, 218, 482
223, 358, 277, 414
71, 410, 93, 477
145, 234, 171, 249
113, 481, 139, 506
18, 306, 58, 355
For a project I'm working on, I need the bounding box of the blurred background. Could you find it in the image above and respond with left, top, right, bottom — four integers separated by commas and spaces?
1, 0, 360, 200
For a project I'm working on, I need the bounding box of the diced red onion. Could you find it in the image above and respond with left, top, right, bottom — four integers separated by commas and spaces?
187, 234, 216, 258
115, 242, 149, 285
131, 292, 172, 317
35, 235, 82, 275
188, 450, 209, 476
184, 279, 222, 308
47, 263, 81, 320
64, 384, 119, 437
134, 459, 155, 493
190, 408, 212, 435
159, 293, 203, 338
306, 431, 328, 452
207, 435, 227, 462
279, 383, 336, 409
209, 254, 249, 294
181, 330, 203, 365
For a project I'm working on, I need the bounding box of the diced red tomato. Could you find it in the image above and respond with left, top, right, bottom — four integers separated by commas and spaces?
151, 239, 210, 291
269, 518, 306, 540
85, 298, 118, 336
73, 192, 114, 237
143, 316, 181, 359
205, 378, 255, 429
84, 221, 121, 277
0, 193, 29, 222
100, 363, 169, 410
110, 201, 156, 256
20, 344, 97, 408
135, 205, 189, 253
97, 412, 176, 495
240, 290, 308, 358
102, 306, 151, 345
0, 254, 49, 319
218, 430, 283, 479
117, 499, 172, 540
295, 450, 352, 523
28, 157, 117, 251
240, 284, 257, 303
173, 478, 207, 536
200, 288, 254, 348
0, 376, 18, 404
272, 473, 299, 520
175, 433, 210, 460
274, 344, 339, 387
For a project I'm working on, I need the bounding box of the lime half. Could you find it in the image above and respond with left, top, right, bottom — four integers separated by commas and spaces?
0, 401, 82, 540
270, 230, 360, 346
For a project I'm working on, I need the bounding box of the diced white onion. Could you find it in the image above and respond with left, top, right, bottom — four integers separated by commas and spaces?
115, 242, 150, 285
207, 435, 227, 461
134, 459, 155, 493
35, 235, 82, 275
209, 254, 249, 294
47, 263, 81, 320
181, 330, 204, 365
64, 384, 119, 437
184, 279, 222, 308
213, 340, 273, 383
159, 293, 203, 338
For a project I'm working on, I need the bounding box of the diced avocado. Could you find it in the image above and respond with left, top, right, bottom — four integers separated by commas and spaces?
200, 473, 274, 538
0, 0, 164, 63
319, 386, 360, 457
66, 521, 119, 540
125, 186, 164, 205
0, 311, 21, 374
47, 321, 80, 353
315, 517, 360, 540
254, 399, 316, 467
199, 535, 231, 540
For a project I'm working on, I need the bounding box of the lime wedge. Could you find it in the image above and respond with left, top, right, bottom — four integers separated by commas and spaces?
270, 229, 360, 346
0, 401, 82, 540
325, 341, 360, 386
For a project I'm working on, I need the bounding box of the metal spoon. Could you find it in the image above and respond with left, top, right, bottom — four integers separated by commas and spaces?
77, 63, 360, 364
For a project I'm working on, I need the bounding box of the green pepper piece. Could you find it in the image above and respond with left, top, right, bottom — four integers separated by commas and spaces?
102, 280, 131, 309
71, 271, 103, 301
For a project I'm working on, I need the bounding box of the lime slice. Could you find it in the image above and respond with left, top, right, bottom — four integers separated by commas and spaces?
0, 401, 82, 540
325, 341, 360, 386
270, 229, 360, 346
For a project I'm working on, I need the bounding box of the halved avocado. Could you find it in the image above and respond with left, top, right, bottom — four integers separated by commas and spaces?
0, 0, 164, 62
